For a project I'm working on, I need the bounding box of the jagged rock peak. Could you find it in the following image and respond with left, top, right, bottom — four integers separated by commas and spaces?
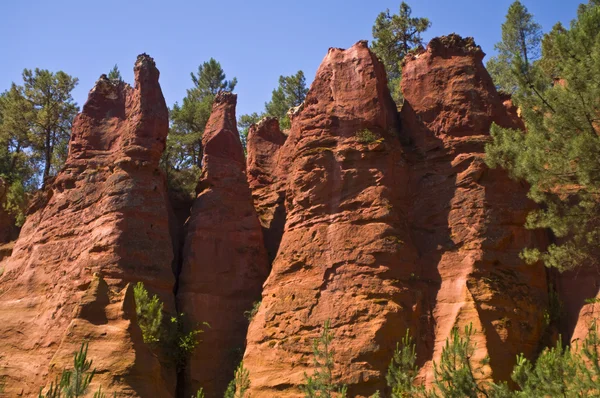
407, 33, 484, 63
214, 90, 237, 105
202, 91, 244, 164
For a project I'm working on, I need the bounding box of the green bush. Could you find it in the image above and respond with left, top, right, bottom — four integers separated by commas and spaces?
133, 282, 207, 372
355, 129, 380, 144
244, 301, 261, 322
133, 282, 163, 344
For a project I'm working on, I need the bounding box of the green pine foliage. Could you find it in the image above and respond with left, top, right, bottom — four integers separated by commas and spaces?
486, 1, 600, 271
0, 68, 78, 224
429, 324, 501, 398
386, 330, 425, 397
371, 2, 431, 104
224, 361, 251, 398
163, 58, 237, 199
486, 1, 543, 94
301, 320, 347, 398
38, 342, 110, 398
511, 321, 600, 396
107, 65, 122, 81
244, 300, 261, 322
133, 281, 163, 344
237, 70, 308, 140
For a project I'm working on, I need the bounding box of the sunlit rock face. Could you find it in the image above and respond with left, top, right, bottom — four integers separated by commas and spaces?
0, 54, 177, 397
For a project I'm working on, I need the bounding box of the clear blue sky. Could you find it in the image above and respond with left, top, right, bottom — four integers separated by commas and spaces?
0, 0, 582, 118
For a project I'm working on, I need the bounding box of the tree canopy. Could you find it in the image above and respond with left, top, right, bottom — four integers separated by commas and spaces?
486, 1, 543, 94
0, 69, 78, 224
486, 1, 600, 271
371, 2, 431, 104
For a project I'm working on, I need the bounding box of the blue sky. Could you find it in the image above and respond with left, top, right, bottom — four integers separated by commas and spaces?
0, 0, 582, 118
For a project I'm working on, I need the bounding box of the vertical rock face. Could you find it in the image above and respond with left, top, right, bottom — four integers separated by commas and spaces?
177, 92, 270, 397
246, 117, 287, 261
0, 55, 176, 397
244, 41, 421, 397
401, 35, 549, 384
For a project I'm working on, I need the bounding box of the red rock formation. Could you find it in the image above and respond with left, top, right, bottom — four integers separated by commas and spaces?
401, 35, 549, 385
243, 41, 421, 397
0, 54, 176, 397
177, 92, 270, 397
246, 117, 287, 261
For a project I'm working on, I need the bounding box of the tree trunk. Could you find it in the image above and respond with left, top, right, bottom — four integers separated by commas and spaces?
42, 130, 51, 187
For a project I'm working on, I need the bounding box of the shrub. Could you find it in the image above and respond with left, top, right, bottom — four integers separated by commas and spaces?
244, 301, 261, 322
133, 282, 207, 372
133, 282, 163, 344
355, 129, 380, 144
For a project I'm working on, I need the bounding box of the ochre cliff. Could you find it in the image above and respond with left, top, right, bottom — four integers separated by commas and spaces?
177, 92, 270, 397
401, 35, 549, 385
243, 41, 421, 397
246, 117, 287, 262
0, 35, 572, 398
0, 55, 176, 397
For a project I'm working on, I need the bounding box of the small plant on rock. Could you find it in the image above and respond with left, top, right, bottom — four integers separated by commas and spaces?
38, 342, 110, 398
224, 361, 251, 398
356, 129, 380, 144
301, 320, 347, 398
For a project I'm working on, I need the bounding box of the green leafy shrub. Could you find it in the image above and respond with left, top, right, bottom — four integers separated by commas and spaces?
301, 320, 347, 398
133, 282, 207, 372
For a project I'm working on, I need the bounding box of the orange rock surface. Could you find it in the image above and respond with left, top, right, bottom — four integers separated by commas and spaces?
0, 55, 176, 397
401, 35, 549, 385
177, 92, 270, 397
243, 41, 421, 397
246, 117, 287, 262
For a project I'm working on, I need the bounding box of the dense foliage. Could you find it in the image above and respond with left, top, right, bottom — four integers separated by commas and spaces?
370, 1, 430, 104
0, 69, 78, 224
486, 0, 600, 271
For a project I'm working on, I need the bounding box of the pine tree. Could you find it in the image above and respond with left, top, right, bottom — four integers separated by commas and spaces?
301, 320, 347, 398
165, 58, 237, 197
386, 330, 425, 397
264, 70, 308, 130
486, 2, 600, 271
0, 69, 78, 186
237, 70, 308, 143
107, 64, 122, 81
224, 362, 251, 398
486, 1, 543, 95
38, 343, 106, 398
371, 2, 430, 104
